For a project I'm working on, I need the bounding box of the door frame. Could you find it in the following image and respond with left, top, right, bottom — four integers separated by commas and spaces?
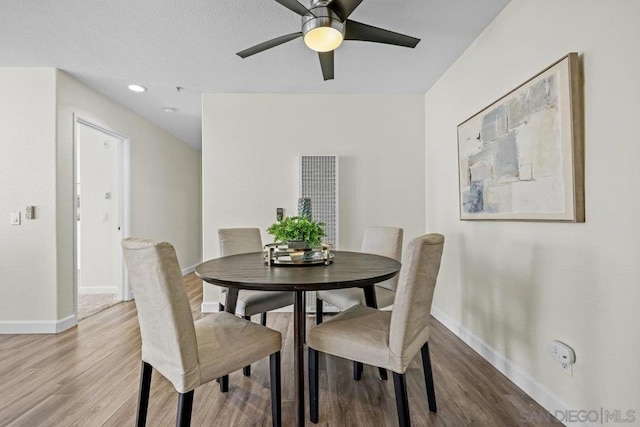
73, 114, 132, 317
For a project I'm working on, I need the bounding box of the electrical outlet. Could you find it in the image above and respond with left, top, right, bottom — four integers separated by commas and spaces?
548, 340, 575, 375
25, 206, 34, 220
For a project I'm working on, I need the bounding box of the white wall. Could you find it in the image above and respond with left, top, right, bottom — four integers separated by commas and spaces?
0, 68, 58, 324
425, 0, 640, 419
56, 70, 203, 319
0, 67, 202, 332
201, 94, 425, 307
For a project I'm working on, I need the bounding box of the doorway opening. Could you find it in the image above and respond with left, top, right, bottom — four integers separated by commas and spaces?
73, 116, 130, 321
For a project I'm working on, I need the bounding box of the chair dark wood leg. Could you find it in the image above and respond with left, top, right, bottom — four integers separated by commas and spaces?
219, 291, 238, 392
176, 390, 194, 427
362, 285, 386, 380
215, 304, 226, 385
393, 372, 411, 427
421, 342, 437, 412
270, 351, 282, 427
378, 367, 388, 381
353, 361, 363, 381
261, 312, 267, 326
136, 361, 153, 427
243, 316, 252, 377
315, 298, 323, 325
309, 348, 319, 423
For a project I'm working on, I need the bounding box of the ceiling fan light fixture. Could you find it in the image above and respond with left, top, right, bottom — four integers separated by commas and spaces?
304, 26, 343, 52
302, 5, 344, 52
236, 0, 421, 81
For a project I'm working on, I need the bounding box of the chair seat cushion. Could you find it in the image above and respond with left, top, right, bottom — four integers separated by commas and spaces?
195, 312, 281, 385
220, 289, 294, 317
308, 305, 400, 372
316, 286, 395, 310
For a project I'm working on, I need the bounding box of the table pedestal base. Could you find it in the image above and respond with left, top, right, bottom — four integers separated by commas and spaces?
294, 291, 305, 427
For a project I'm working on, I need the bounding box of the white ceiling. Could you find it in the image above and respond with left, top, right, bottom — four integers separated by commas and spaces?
0, 0, 509, 149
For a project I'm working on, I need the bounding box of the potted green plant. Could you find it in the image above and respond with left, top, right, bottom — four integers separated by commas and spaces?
267, 216, 326, 249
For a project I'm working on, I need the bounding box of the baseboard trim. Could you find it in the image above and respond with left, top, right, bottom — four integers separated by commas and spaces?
270, 306, 294, 313
56, 314, 78, 333
0, 314, 77, 334
182, 264, 197, 276
78, 286, 118, 294
201, 302, 220, 313
431, 306, 579, 426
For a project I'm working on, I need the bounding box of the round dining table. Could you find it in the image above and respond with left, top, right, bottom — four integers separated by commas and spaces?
195, 250, 401, 427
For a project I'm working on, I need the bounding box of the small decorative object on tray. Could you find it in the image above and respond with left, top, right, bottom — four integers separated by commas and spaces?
264, 243, 333, 266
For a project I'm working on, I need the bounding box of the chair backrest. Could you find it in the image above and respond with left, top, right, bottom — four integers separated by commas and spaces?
389, 234, 444, 361
122, 238, 200, 393
218, 227, 263, 256
361, 226, 403, 291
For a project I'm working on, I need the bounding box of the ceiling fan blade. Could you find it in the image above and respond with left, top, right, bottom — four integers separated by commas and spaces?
344, 20, 420, 48
318, 51, 334, 81
329, 0, 364, 21
275, 0, 315, 16
236, 32, 302, 58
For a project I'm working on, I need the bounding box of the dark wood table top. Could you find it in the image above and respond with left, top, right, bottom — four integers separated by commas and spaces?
195, 250, 401, 291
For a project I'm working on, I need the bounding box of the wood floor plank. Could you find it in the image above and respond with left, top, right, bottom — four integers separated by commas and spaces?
0, 273, 561, 426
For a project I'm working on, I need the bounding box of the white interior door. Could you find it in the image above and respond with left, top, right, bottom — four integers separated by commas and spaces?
77, 123, 122, 296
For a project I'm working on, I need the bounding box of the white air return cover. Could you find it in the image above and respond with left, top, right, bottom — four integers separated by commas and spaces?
300, 155, 339, 313
299, 155, 339, 247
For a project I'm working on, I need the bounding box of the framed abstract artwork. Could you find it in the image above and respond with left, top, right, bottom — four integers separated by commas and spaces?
457, 53, 584, 222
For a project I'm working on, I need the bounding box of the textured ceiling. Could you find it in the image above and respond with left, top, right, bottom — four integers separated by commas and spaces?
0, 0, 509, 149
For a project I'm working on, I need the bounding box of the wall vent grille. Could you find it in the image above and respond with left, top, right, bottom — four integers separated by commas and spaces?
299, 155, 338, 247
300, 155, 339, 312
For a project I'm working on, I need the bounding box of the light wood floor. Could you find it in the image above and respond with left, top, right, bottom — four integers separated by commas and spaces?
0, 274, 560, 426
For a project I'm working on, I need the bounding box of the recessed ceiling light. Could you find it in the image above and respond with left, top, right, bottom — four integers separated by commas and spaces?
127, 84, 147, 92
164, 107, 177, 113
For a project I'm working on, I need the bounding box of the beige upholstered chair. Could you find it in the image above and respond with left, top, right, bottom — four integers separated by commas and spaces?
316, 226, 403, 380
315, 226, 403, 321
308, 234, 444, 427
122, 238, 282, 427
217, 228, 294, 381
218, 228, 294, 325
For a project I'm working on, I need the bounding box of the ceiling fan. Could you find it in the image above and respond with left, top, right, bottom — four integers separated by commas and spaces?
236, 0, 420, 81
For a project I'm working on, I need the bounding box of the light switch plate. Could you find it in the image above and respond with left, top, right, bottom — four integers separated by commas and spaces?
11, 211, 21, 225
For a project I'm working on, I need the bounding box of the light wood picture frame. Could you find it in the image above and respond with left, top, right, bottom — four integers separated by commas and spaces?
457, 53, 584, 222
